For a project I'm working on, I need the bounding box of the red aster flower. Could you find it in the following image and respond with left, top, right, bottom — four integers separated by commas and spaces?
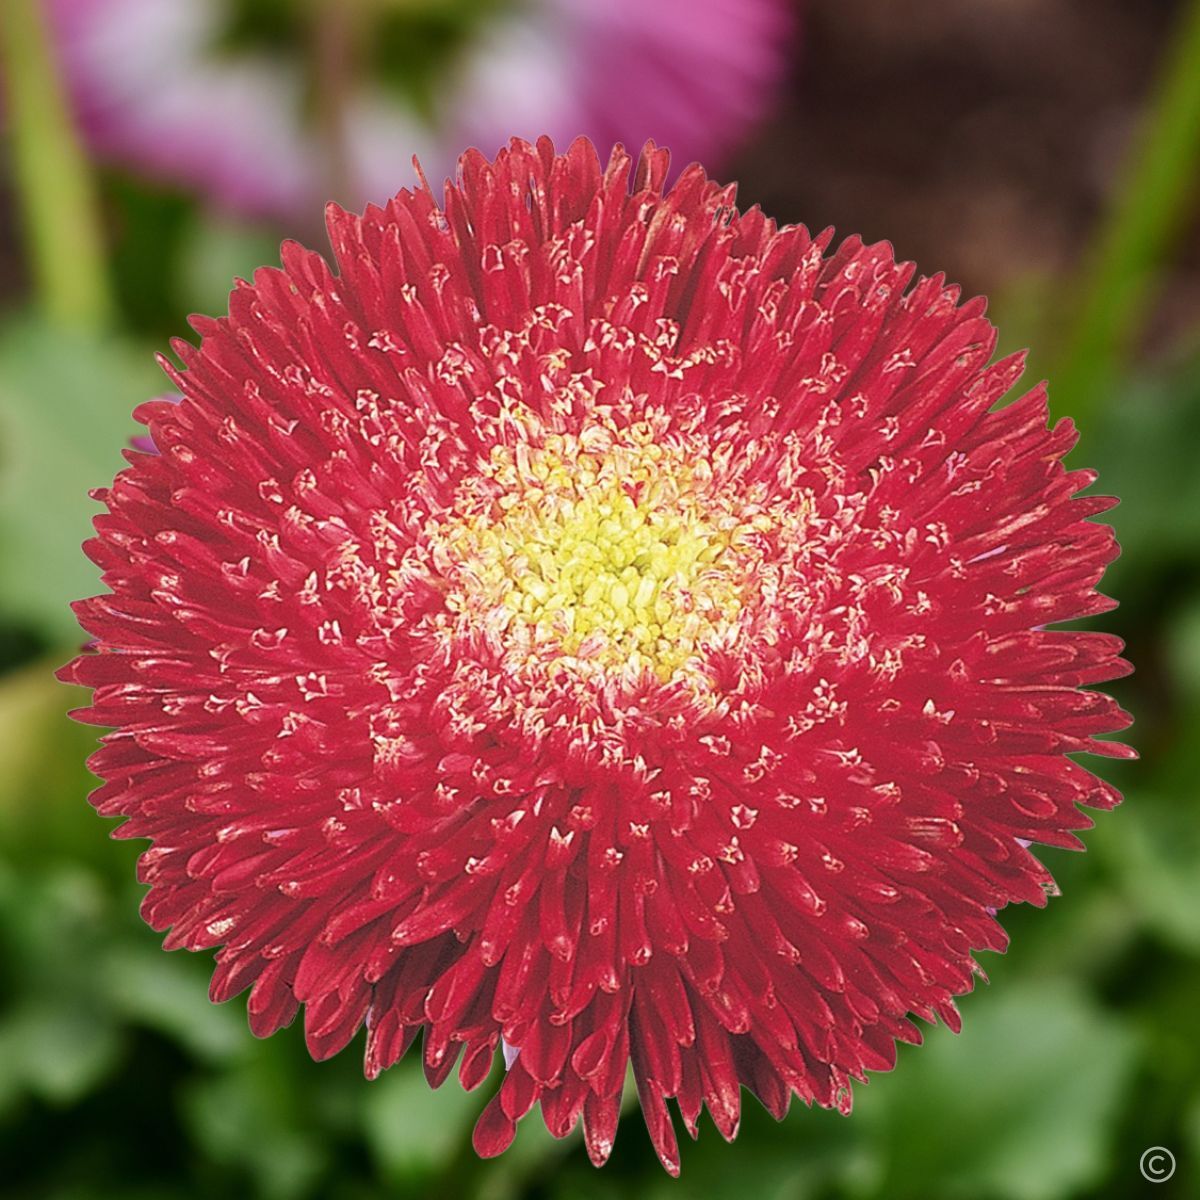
60, 137, 1133, 1174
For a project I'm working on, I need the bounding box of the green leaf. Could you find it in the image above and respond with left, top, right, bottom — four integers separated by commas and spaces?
853, 980, 1138, 1200
1186, 1091, 1200, 1186
361, 1058, 482, 1180
0, 661, 104, 862
0, 864, 127, 1108
0, 1000, 124, 1106
181, 1060, 328, 1200
1107, 791, 1200, 953
178, 213, 283, 323
0, 317, 161, 643
102, 946, 249, 1065
1084, 357, 1200, 593
1166, 593, 1200, 701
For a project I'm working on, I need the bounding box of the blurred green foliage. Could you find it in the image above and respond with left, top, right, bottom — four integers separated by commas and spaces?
1, 0, 1199, 1197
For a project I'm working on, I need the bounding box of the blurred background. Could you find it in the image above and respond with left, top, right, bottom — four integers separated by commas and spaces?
0, 0, 1194, 1196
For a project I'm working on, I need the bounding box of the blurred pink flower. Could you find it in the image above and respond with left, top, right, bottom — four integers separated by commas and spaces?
47, 0, 794, 222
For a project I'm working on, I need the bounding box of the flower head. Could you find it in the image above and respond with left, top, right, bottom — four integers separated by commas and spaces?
48, 0, 792, 220
61, 137, 1133, 1174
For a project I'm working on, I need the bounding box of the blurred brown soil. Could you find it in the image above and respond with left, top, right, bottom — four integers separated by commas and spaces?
732, 0, 1195, 351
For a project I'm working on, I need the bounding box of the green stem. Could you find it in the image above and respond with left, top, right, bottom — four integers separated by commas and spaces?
0, 0, 113, 330
1049, 0, 1200, 424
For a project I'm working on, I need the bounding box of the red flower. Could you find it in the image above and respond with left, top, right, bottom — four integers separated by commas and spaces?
61, 137, 1133, 1174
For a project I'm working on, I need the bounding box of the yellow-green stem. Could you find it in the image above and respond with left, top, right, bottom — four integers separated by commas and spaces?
0, 0, 113, 330
1050, 0, 1200, 425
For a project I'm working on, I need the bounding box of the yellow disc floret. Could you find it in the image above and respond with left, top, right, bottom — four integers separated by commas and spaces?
436, 418, 774, 687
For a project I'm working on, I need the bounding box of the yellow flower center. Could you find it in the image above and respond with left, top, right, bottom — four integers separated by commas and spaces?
437, 420, 772, 687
